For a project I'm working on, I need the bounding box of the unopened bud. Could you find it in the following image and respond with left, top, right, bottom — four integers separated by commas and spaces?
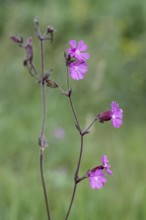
46, 79, 58, 88
10, 36, 23, 45
46, 25, 54, 34
45, 25, 55, 42
34, 16, 39, 27
34, 17, 42, 39
23, 37, 33, 66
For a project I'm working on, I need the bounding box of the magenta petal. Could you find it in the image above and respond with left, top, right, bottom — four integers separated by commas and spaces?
111, 118, 122, 128
111, 101, 119, 111
107, 169, 112, 175
69, 61, 88, 80
102, 155, 112, 175
67, 48, 71, 54
78, 42, 88, 51
81, 52, 90, 59
102, 155, 108, 164
77, 40, 85, 49
111, 101, 123, 128
69, 40, 76, 48
67, 40, 90, 62
77, 52, 90, 61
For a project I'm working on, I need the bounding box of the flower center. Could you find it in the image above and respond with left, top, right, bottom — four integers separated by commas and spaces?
75, 50, 80, 55
112, 114, 116, 119
74, 66, 78, 71
94, 176, 99, 181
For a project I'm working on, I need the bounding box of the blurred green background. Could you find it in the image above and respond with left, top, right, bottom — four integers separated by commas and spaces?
0, 0, 146, 219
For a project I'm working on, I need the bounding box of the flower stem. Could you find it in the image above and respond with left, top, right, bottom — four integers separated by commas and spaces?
64, 133, 84, 220
68, 96, 81, 132
66, 66, 70, 91
39, 39, 51, 220
40, 149, 51, 220
83, 117, 97, 134
66, 67, 81, 132
64, 183, 77, 220
40, 40, 46, 140
75, 135, 84, 178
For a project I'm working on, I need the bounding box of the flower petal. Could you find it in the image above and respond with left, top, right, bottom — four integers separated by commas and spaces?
69, 40, 76, 48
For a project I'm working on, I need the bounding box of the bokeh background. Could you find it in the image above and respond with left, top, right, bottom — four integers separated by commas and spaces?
0, 0, 146, 219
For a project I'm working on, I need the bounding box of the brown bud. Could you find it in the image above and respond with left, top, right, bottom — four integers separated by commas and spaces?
46, 79, 58, 88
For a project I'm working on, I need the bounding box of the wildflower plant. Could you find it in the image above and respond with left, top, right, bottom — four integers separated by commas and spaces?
11, 17, 123, 220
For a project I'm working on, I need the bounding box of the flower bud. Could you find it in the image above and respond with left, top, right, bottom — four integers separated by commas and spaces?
23, 37, 33, 66
46, 79, 58, 88
34, 17, 42, 39
10, 36, 23, 45
46, 25, 54, 34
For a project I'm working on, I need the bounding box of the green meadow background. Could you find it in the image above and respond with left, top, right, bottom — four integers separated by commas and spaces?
0, 0, 146, 219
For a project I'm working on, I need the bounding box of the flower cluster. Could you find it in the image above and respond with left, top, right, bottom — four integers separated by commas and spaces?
88, 155, 112, 189
66, 40, 90, 80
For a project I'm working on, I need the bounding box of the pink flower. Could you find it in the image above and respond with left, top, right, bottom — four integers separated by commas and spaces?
102, 155, 112, 175
88, 169, 107, 189
69, 61, 88, 80
111, 101, 123, 128
67, 40, 90, 61
97, 101, 123, 128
